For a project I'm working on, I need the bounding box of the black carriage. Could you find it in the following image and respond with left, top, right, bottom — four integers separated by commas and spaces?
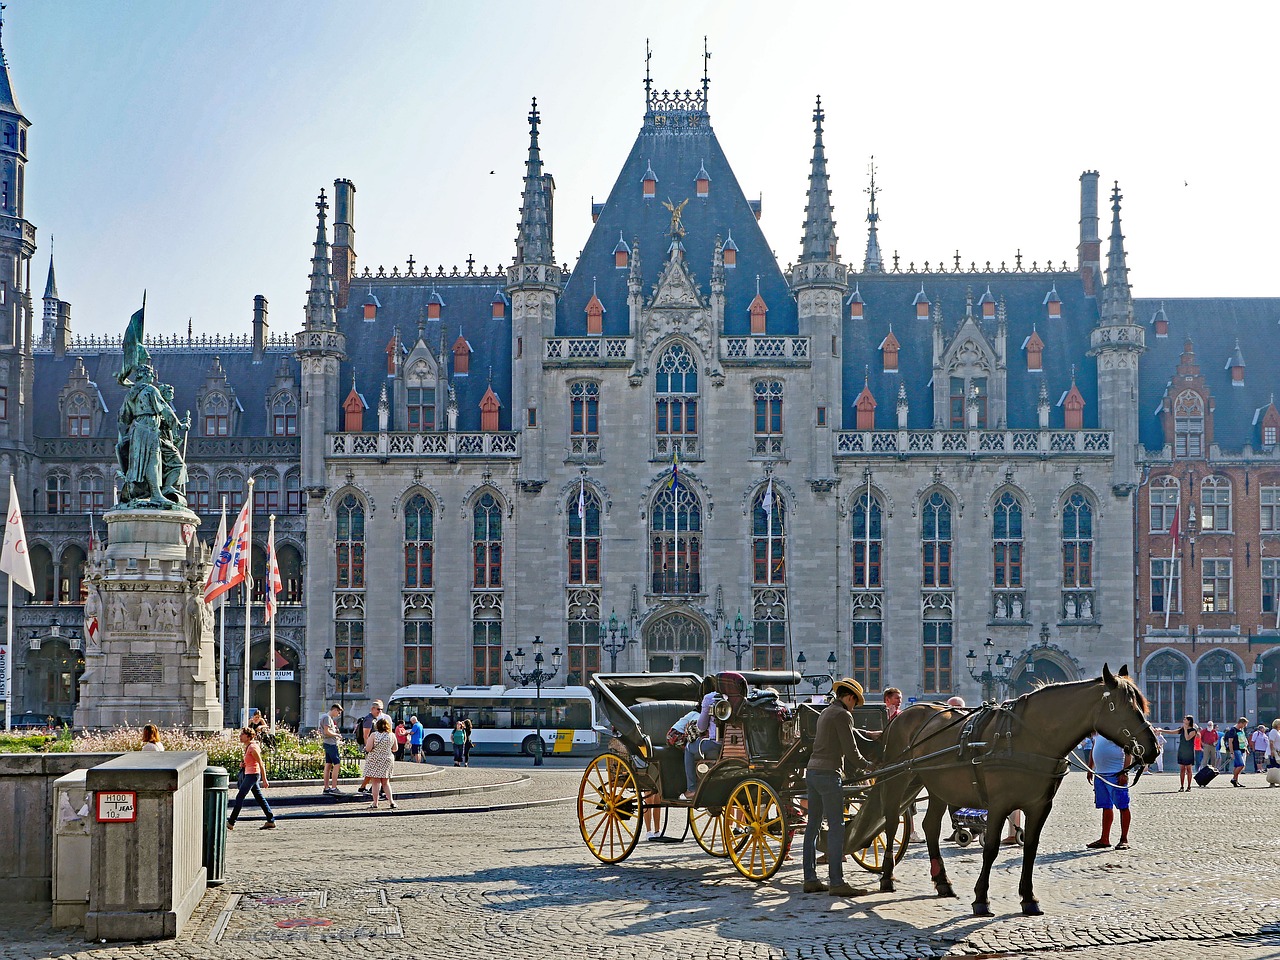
576, 671, 911, 881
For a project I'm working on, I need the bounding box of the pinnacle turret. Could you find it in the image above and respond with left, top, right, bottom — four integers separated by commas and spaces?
863, 157, 883, 272
799, 96, 837, 264
515, 98, 553, 265
1099, 181, 1133, 325
43, 245, 57, 300
0, 12, 23, 117
305, 189, 337, 329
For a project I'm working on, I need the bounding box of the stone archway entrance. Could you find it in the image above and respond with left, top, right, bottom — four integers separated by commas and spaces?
1258, 651, 1280, 724
644, 612, 709, 675
249, 639, 302, 727
1009, 652, 1074, 698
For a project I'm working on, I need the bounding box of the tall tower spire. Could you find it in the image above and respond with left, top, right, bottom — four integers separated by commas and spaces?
515, 98, 553, 265
1099, 181, 1132, 324
799, 95, 837, 264
863, 157, 884, 272
42, 242, 58, 343
304, 188, 337, 330
0, 10, 23, 117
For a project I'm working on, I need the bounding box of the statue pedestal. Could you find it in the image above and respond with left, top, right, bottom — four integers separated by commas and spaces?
75, 509, 224, 733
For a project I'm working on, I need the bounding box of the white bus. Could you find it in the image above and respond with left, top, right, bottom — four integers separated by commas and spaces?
385, 684, 600, 757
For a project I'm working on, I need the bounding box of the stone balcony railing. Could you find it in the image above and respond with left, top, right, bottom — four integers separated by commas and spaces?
328, 431, 519, 458
834, 429, 1113, 457
33, 436, 300, 461
544, 337, 633, 364
721, 337, 810, 363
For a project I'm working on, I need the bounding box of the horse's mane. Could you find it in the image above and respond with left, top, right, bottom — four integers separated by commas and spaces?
1006, 673, 1149, 715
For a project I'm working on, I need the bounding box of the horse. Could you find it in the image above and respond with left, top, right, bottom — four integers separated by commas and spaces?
858, 664, 1159, 917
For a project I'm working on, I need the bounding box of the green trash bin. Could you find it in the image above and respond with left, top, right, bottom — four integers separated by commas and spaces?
202, 766, 230, 887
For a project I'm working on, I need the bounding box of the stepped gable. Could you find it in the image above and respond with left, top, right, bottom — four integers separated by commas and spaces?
336, 275, 513, 431
557, 93, 795, 338
1135, 297, 1280, 452
841, 272, 1099, 430
31, 342, 295, 439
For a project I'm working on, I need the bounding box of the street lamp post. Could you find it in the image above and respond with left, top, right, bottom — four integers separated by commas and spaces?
598, 610, 631, 673
795, 650, 838, 698
720, 610, 753, 671
1224, 655, 1264, 713
505, 636, 562, 766
965, 638, 1013, 703
323, 647, 362, 733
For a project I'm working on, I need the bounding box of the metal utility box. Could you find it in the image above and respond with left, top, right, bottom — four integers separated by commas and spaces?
51, 769, 91, 929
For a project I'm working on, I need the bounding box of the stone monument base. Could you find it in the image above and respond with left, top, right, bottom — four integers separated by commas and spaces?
75, 508, 223, 733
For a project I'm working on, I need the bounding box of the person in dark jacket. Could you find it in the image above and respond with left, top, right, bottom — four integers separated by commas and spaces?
801, 677, 870, 897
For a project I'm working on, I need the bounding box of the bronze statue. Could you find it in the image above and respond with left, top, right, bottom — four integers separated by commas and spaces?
662, 197, 689, 240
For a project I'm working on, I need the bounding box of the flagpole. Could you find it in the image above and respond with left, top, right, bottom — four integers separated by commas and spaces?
864, 470, 873, 589
243, 478, 254, 728
1164, 513, 1179, 630
5, 578, 12, 732
218, 495, 227, 716
268, 514, 277, 734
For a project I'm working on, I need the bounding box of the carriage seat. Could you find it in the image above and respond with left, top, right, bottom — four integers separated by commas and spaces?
629, 699, 699, 799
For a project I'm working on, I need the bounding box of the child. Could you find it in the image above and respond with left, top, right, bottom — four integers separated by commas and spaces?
227, 728, 276, 830
451, 722, 466, 766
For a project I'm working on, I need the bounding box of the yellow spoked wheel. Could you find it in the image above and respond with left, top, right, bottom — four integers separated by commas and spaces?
689, 805, 729, 857
577, 753, 643, 864
845, 799, 911, 872
724, 778, 789, 881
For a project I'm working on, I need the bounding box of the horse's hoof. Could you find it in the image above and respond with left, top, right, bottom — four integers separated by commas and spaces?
1021, 900, 1043, 916
971, 901, 992, 917
879, 877, 896, 894
936, 882, 956, 898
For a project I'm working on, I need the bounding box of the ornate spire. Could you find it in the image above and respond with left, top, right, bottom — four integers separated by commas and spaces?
799, 96, 837, 264
305, 189, 337, 329
0, 7, 23, 117
863, 156, 883, 272
515, 98, 553, 265
1099, 181, 1133, 324
43, 240, 57, 300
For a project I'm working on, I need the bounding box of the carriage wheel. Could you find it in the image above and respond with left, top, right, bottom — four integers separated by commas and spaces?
689, 805, 728, 857
724, 779, 789, 881
843, 798, 911, 873
577, 753, 643, 864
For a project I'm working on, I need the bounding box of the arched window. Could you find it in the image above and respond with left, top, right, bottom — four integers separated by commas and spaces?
1144, 652, 1187, 726
2, 124, 14, 148
992, 491, 1023, 589
65, 393, 92, 436
216, 470, 244, 511
270, 393, 297, 437
188, 472, 211, 513
253, 472, 279, 514
29, 544, 54, 603
651, 485, 701, 595
922, 492, 952, 588
1200, 476, 1231, 532
77, 474, 105, 514
655, 344, 699, 441
851, 491, 883, 588
1196, 652, 1238, 724
566, 485, 601, 586
1174, 391, 1203, 458
46, 474, 69, 514
754, 380, 783, 436
752, 484, 785, 585
277, 544, 303, 604
1062, 493, 1093, 588
472, 493, 503, 588
1149, 476, 1179, 532
570, 381, 599, 439
203, 393, 230, 437
336, 494, 365, 589
284, 471, 302, 515
407, 362, 435, 432
404, 495, 434, 588
59, 546, 87, 605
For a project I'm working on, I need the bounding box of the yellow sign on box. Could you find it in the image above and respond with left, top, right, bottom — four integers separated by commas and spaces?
554, 729, 574, 753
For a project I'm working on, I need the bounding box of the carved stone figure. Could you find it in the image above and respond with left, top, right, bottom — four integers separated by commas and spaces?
84, 584, 103, 644
1064, 595, 1078, 620
108, 592, 128, 629
1081, 595, 1092, 620
1010, 596, 1023, 620
138, 595, 156, 629
995, 595, 1007, 619
187, 594, 213, 653
157, 383, 190, 507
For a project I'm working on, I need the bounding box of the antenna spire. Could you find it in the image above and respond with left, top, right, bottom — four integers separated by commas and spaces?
863, 156, 884, 272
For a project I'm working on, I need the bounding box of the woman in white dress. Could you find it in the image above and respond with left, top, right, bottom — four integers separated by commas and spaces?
363, 716, 397, 810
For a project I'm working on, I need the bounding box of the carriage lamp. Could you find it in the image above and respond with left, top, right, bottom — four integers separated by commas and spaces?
598, 610, 632, 673
506, 635, 561, 766
720, 609, 754, 671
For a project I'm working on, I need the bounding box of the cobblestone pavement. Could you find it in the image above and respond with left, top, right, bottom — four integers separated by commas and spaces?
2, 767, 1279, 959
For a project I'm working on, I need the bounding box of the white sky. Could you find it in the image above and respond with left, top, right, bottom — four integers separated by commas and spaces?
10, 0, 1280, 338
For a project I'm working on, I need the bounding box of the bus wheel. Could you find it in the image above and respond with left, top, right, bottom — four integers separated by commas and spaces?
424, 735, 445, 756
521, 735, 541, 757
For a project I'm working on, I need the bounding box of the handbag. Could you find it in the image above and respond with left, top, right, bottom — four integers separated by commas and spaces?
666, 718, 699, 749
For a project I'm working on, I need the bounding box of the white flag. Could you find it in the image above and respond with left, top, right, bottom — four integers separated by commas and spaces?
1, 476, 34, 594
577, 479, 586, 521
762, 479, 774, 525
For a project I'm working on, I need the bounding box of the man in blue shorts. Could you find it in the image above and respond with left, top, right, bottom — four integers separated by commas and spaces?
1085, 734, 1132, 850
319, 703, 344, 796
408, 715, 425, 763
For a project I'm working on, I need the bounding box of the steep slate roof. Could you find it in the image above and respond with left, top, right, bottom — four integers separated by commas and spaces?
841, 272, 1100, 431
336, 277, 513, 431
32, 345, 295, 439
1135, 297, 1280, 453
558, 110, 796, 337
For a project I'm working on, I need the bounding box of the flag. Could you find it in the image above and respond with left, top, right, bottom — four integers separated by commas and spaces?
204, 501, 250, 604
87, 514, 96, 553
264, 522, 283, 624
87, 616, 99, 643
202, 507, 229, 604
1, 476, 34, 594
1169, 504, 1181, 541
665, 447, 681, 491
762, 479, 774, 526
577, 479, 586, 521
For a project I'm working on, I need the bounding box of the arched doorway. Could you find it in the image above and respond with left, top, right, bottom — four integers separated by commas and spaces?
1009, 652, 1073, 698
249, 638, 302, 728
644, 612, 708, 675
1258, 650, 1280, 723
26, 637, 85, 724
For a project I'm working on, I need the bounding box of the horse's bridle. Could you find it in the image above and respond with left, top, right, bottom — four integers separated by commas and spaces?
1091, 689, 1157, 778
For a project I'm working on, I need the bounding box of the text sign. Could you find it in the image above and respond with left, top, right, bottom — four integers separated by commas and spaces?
251, 670, 294, 681
95, 791, 137, 823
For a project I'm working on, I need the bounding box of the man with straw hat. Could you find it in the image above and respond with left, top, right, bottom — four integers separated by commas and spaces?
802, 677, 870, 896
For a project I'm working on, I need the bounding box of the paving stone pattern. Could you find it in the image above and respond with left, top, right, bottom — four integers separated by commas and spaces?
2, 768, 1279, 959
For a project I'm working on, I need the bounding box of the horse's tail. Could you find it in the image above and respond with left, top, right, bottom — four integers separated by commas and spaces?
845, 776, 889, 853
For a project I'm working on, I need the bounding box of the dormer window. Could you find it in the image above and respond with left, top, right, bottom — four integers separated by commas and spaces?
1024, 328, 1044, 372
453, 334, 472, 375
641, 160, 658, 199
1152, 303, 1169, 337
65, 393, 92, 436
491, 289, 508, 319
979, 286, 996, 320
203, 393, 230, 437
879, 328, 900, 373
848, 284, 864, 319
480, 386, 501, 432
426, 288, 445, 321
362, 289, 380, 322
856, 382, 876, 430
1044, 284, 1062, 320
749, 281, 767, 335
695, 159, 710, 198
585, 289, 605, 336
613, 234, 630, 269
914, 286, 930, 320
1226, 341, 1245, 385
1059, 380, 1085, 430
270, 393, 298, 436
343, 382, 366, 432
722, 231, 738, 269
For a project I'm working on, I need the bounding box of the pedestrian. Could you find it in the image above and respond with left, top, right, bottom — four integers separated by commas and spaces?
802, 677, 871, 897
1268, 719, 1280, 785
1250, 725, 1270, 774
1193, 725, 1203, 770
462, 719, 474, 766
319, 703, 344, 796
883, 687, 903, 721
394, 720, 408, 762
363, 717, 397, 810
227, 727, 276, 830
248, 708, 268, 739
642, 791, 663, 841
1175, 716, 1197, 792
1223, 717, 1249, 786
681, 677, 721, 801
1078, 734, 1094, 770
1200, 721, 1219, 773
408, 715, 425, 763
1085, 734, 1132, 850
140, 723, 165, 752
451, 721, 466, 766
355, 700, 385, 795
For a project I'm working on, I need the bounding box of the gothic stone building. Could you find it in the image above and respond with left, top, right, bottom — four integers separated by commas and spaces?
1, 34, 1277, 728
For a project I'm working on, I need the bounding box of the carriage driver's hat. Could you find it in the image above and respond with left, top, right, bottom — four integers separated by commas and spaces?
833, 677, 865, 707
